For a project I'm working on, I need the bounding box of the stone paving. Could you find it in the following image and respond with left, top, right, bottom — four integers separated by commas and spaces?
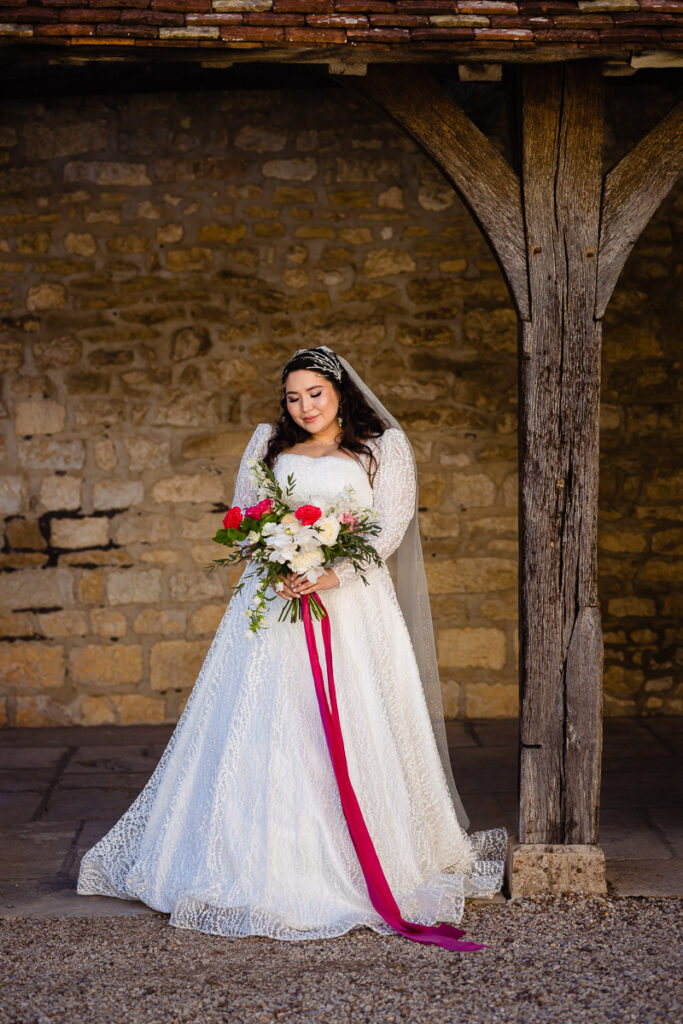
0, 717, 681, 919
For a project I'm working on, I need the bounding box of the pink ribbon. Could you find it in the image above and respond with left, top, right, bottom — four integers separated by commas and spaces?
301, 593, 486, 953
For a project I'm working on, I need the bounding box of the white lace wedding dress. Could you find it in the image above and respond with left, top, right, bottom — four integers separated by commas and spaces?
77, 423, 507, 940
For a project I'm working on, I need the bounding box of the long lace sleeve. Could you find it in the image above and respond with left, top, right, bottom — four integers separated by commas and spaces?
333, 428, 417, 589
231, 422, 274, 509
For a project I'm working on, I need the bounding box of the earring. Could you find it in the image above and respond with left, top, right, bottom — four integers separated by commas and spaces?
337, 413, 343, 428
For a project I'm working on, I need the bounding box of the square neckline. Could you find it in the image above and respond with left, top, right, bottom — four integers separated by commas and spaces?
276, 452, 358, 464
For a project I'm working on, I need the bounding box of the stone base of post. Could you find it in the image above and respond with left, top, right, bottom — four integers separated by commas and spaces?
506, 834, 607, 898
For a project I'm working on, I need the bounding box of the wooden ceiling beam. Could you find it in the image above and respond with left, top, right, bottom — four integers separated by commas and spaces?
596, 99, 683, 318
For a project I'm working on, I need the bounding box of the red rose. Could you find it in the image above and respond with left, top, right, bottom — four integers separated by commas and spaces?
223, 506, 243, 530
245, 498, 273, 521
295, 504, 322, 526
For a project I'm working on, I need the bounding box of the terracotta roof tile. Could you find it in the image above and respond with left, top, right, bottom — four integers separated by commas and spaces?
0, 0, 680, 57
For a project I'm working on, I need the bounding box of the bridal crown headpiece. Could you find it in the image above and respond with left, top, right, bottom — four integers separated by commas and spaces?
282, 346, 343, 383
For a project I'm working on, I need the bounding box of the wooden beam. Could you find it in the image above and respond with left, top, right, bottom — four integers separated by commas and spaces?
518, 62, 604, 845
336, 63, 530, 320
596, 100, 683, 318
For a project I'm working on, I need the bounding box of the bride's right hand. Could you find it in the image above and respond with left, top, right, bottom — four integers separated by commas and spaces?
272, 573, 299, 600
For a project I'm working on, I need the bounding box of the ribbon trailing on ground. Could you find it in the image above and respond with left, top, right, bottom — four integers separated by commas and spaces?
300, 593, 486, 953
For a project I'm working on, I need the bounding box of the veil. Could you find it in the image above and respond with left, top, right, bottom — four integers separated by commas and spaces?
321, 346, 471, 831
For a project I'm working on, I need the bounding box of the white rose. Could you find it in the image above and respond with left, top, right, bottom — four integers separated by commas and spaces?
316, 516, 340, 545
289, 548, 324, 573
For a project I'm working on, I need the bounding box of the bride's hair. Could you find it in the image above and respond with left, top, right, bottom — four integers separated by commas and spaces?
263, 347, 387, 486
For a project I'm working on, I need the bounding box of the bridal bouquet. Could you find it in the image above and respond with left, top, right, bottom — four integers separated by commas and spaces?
206, 457, 383, 635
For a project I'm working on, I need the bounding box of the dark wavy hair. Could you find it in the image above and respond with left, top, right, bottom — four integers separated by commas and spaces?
263, 348, 387, 487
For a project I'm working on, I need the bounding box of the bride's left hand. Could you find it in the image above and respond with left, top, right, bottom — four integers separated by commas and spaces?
288, 568, 339, 596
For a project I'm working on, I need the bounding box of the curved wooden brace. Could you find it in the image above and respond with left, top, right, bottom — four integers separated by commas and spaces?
334, 63, 530, 320
596, 100, 683, 319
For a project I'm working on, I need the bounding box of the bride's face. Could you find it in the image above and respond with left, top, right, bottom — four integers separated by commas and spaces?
284, 369, 340, 437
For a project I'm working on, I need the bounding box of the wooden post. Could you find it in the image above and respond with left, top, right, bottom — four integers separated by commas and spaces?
336, 62, 683, 894
518, 63, 604, 846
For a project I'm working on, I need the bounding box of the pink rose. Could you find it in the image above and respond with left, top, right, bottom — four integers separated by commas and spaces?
339, 511, 359, 532
245, 498, 273, 520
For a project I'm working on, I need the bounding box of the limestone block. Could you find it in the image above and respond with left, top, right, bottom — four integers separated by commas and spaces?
603, 664, 645, 698
37, 610, 88, 638
598, 529, 648, 553
39, 474, 81, 511
638, 559, 681, 585
168, 571, 224, 602
150, 639, 208, 691
92, 480, 144, 511
50, 516, 108, 550
4, 567, 73, 610
33, 337, 81, 368
152, 474, 224, 505
63, 161, 151, 186
69, 643, 143, 686
396, 324, 453, 348
507, 837, 607, 898
106, 569, 162, 605
378, 186, 404, 210
0, 476, 27, 514
235, 125, 287, 152
133, 608, 186, 636
426, 557, 516, 594
114, 515, 172, 545
17, 438, 85, 470
24, 121, 108, 161
89, 608, 127, 638
15, 399, 65, 437
16, 232, 50, 255
0, 641, 65, 689
464, 308, 517, 354
124, 437, 171, 473
198, 224, 246, 244
645, 469, 683, 501
440, 680, 461, 719
155, 222, 182, 243
191, 604, 224, 635
179, 513, 224, 540
363, 249, 416, 278
465, 682, 518, 717
26, 283, 66, 312
418, 180, 455, 212
80, 693, 166, 726
140, 550, 183, 566
64, 233, 97, 257
438, 627, 507, 670
206, 359, 259, 390
78, 570, 103, 605
418, 511, 461, 540
167, 248, 212, 272
15, 694, 72, 727
0, 610, 35, 637
93, 439, 117, 472
0, 340, 23, 371
450, 471, 496, 508
262, 158, 317, 181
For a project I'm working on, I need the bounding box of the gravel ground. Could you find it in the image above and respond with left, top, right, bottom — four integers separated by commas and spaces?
1, 896, 680, 1024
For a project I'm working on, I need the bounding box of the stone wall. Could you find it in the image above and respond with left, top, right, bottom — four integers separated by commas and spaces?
0, 79, 680, 727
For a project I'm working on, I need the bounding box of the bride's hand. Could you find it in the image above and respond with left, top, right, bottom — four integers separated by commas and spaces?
271, 573, 298, 600
289, 569, 339, 596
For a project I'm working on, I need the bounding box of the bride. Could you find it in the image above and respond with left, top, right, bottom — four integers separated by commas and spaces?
77, 345, 507, 950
